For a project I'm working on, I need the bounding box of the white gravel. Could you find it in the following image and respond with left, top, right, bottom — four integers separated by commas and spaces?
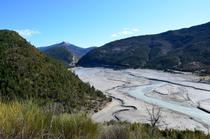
73, 67, 210, 133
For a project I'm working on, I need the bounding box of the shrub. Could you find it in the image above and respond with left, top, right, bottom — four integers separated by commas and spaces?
0, 101, 100, 139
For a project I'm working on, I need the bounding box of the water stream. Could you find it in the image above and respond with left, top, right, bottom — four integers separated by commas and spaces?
129, 81, 210, 126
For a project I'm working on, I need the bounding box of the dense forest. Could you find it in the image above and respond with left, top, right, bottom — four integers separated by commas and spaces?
39, 45, 74, 66
0, 30, 108, 113
78, 22, 210, 75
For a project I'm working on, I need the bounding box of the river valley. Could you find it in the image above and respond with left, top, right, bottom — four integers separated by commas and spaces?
74, 67, 210, 133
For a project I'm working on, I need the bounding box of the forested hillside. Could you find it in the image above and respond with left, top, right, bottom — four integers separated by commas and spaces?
78, 22, 210, 74
0, 30, 108, 113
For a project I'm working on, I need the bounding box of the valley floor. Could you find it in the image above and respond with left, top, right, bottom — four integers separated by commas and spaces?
73, 67, 210, 134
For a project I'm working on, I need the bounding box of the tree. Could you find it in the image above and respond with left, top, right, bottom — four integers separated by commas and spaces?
146, 104, 161, 128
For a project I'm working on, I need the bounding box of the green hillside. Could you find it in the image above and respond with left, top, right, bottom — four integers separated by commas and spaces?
0, 30, 108, 113
40, 45, 74, 65
39, 42, 96, 66
78, 22, 210, 75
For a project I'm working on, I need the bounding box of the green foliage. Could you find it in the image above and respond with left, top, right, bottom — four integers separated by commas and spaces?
78, 22, 210, 73
51, 113, 100, 138
0, 101, 99, 139
39, 42, 97, 65
41, 45, 74, 65
0, 101, 209, 139
100, 122, 210, 139
0, 30, 108, 113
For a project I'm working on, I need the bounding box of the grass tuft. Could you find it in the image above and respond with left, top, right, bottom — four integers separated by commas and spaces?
0, 101, 209, 139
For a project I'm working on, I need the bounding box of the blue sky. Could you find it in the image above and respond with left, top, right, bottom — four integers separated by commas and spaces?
1, 0, 210, 48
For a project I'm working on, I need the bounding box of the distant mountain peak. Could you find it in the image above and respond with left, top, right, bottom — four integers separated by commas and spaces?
60, 41, 71, 45
38, 42, 97, 66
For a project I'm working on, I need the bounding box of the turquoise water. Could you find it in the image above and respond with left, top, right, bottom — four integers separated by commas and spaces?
75, 68, 210, 126
129, 81, 210, 126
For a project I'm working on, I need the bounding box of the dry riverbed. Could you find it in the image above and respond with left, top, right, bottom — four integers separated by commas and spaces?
73, 67, 210, 134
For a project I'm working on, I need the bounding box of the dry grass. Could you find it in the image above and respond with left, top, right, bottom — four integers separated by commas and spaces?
0, 101, 209, 139
0, 101, 99, 139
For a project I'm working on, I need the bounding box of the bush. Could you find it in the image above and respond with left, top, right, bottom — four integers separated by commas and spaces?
0, 101, 99, 139
0, 101, 209, 139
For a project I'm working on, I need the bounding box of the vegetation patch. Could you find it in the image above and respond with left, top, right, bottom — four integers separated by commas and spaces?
0, 101, 209, 139
0, 30, 108, 113
78, 22, 210, 75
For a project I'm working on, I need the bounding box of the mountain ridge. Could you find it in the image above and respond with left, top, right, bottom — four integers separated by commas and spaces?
39, 42, 96, 65
78, 22, 210, 74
